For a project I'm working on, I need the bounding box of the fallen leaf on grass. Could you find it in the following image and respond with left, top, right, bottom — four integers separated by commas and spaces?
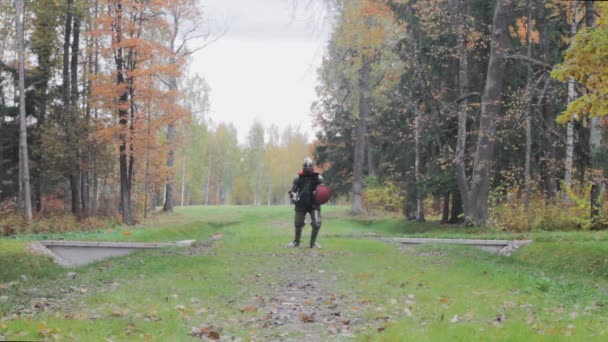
239, 306, 258, 313
190, 325, 221, 340
299, 313, 315, 323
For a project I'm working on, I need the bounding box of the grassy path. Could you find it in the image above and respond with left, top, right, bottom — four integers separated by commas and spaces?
2, 206, 608, 340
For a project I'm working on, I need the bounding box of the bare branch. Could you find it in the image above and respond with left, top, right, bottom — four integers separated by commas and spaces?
456, 92, 481, 103
506, 54, 553, 70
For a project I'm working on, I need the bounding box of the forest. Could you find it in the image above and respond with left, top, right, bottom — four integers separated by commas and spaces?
1, 0, 608, 232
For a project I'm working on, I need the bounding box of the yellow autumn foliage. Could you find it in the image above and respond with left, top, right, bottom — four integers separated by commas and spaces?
552, 2, 608, 124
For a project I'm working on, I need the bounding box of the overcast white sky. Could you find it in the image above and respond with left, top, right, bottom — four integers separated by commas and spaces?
189, 0, 332, 144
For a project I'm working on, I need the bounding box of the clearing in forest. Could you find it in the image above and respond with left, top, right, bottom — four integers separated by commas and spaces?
2, 206, 608, 341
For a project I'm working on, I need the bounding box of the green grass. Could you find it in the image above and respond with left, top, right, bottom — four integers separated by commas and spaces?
1, 205, 608, 340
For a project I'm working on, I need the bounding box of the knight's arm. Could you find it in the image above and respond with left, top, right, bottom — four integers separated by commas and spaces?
289, 176, 300, 193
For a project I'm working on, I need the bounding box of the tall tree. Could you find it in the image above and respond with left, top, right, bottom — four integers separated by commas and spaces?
537, 0, 557, 202
455, 0, 512, 226
163, 0, 206, 212
15, 0, 32, 220
563, 0, 579, 203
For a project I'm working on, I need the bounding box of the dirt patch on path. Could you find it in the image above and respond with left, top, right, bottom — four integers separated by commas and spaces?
238, 249, 357, 341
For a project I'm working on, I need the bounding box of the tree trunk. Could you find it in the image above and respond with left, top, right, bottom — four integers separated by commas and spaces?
70, 12, 82, 218
143, 93, 152, 218
585, 1, 602, 223
180, 156, 186, 207
524, 0, 533, 214
455, 0, 511, 226
91, 0, 100, 216
404, 174, 416, 220
449, 188, 464, 223
564, 0, 579, 204
15, 0, 32, 220
205, 167, 210, 205
414, 108, 425, 222
352, 55, 371, 214
114, 2, 133, 225
441, 192, 450, 224
537, 0, 557, 202
163, 122, 176, 212
367, 136, 376, 177
454, 0, 470, 223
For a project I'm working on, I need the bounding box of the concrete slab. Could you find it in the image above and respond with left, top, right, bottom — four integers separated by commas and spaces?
386, 237, 531, 255
28, 240, 195, 267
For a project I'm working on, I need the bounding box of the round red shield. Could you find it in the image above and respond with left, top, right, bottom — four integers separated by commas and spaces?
315, 184, 332, 204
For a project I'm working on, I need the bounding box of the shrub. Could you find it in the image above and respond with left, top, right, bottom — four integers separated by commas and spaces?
489, 184, 608, 232
363, 176, 404, 213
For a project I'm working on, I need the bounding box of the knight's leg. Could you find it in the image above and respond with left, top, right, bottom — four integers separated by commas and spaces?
309, 208, 322, 248
289, 211, 305, 247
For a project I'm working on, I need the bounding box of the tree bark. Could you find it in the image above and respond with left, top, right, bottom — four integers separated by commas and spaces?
449, 188, 464, 223
91, 0, 100, 216
455, 0, 511, 226
414, 107, 425, 222
70, 11, 82, 219
524, 0, 533, 214
585, 1, 602, 223
180, 156, 186, 207
366, 136, 376, 177
403, 174, 416, 220
114, 2, 133, 225
441, 192, 450, 224
163, 121, 176, 212
352, 55, 371, 214
537, 0, 557, 202
564, 0, 579, 204
15, 0, 32, 220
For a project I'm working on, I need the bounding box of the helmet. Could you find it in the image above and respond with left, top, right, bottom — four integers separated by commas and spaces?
303, 157, 314, 174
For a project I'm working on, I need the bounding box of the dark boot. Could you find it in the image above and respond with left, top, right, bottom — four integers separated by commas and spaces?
288, 227, 302, 247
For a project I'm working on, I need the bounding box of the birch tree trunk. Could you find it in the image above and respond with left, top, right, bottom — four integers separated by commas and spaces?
180, 156, 186, 207
352, 55, 371, 214
564, 0, 579, 204
15, 0, 32, 220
